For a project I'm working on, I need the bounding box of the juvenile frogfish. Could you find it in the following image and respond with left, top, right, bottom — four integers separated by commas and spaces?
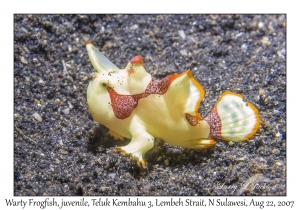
86, 42, 260, 166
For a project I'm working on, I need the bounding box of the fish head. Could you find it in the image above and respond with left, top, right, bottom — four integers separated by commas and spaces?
86, 42, 152, 96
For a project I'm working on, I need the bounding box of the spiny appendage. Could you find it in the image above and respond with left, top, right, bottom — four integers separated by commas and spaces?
205, 91, 260, 142
115, 131, 155, 167
86, 42, 119, 72
108, 129, 124, 141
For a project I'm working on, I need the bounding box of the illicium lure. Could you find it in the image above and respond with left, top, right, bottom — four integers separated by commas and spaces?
86, 42, 260, 166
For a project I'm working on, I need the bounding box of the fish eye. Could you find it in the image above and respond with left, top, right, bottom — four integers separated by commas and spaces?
102, 82, 107, 87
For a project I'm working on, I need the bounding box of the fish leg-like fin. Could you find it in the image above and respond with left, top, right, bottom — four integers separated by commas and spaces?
183, 139, 215, 149
108, 129, 124, 141
116, 126, 154, 167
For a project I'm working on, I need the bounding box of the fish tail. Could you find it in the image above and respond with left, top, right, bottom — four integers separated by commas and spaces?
205, 91, 260, 142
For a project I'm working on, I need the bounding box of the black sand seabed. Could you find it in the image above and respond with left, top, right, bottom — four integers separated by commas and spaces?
14, 14, 286, 196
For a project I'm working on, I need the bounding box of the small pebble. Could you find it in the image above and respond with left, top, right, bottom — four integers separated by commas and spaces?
180, 49, 188, 56
68, 101, 74, 109
100, 187, 108, 191
271, 148, 280, 155
258, 22, 265, 29
62, 108, 70, 115
60, 149, 69, 155
277, 49, 286, 59
258, 88, 266, 96
108, 173, 116, 179
38, 79, 45, 86
178, 30, 186, 39
82, 76, 89, 82
20, 27, 28, 33
261, 37, 270, 46
164, 159, 169, 166
21, 57, 28, 64
14, 113, 20, 119
210, 14, 218, 20
241, 43, 248, 51
236, 32, 243, 38
130, 24, 139, 30
34, 99, 40, 105
157, 156, 162, 161
32, 112, 42, 122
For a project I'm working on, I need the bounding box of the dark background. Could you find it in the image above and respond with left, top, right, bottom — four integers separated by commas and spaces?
14, 14, 286, 196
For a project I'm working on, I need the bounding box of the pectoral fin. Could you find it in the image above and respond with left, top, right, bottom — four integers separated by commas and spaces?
115, 125, 154, 167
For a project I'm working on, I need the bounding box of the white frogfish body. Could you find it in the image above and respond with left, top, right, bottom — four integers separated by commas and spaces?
86, 42, 260, 166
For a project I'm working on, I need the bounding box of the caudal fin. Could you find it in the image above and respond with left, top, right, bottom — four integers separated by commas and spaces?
205, 91, 260, 142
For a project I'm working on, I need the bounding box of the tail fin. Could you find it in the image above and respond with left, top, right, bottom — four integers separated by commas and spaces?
205, 91, 260, 142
